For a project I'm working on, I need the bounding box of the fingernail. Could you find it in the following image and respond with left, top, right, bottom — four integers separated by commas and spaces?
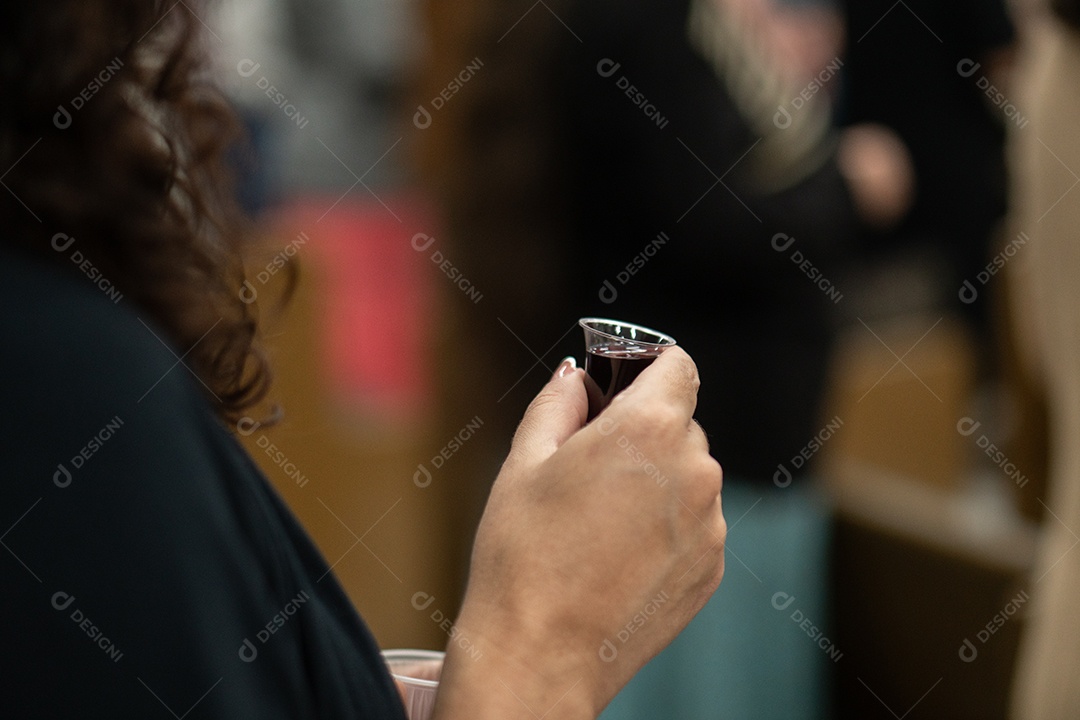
555, 356, 577, 378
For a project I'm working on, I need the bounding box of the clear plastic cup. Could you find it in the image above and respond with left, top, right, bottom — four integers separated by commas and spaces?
579, 318, 677, 420
382, 649, 443, 720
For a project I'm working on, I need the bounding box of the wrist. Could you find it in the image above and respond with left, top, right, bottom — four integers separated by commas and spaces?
432, 597, 602, 720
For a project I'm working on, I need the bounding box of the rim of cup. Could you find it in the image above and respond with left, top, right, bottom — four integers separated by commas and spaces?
382, 649, 444, 688
578, 317, 677, 349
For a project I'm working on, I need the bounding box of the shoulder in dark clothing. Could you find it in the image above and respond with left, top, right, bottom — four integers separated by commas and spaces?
0, 246, 405, 719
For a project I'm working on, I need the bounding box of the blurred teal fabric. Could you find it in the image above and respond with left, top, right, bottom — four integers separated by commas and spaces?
600, 480, 834, 720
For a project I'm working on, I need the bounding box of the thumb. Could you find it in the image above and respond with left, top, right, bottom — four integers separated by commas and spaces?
507, 357, 588, 470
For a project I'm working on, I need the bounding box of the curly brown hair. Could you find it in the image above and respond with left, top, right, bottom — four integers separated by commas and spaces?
0, 0, 270, 422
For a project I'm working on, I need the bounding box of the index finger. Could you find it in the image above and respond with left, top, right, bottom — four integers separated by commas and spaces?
609, 345, 699, 421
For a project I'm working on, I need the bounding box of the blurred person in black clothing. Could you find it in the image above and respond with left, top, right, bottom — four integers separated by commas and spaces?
841, 0, 1017, 339
425, 0, 912, 485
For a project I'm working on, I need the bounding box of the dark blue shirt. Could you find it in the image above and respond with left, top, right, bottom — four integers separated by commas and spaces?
0, 246, 406, 719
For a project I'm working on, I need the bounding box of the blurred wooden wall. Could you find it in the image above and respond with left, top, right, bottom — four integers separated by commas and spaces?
237, 222, 457, 651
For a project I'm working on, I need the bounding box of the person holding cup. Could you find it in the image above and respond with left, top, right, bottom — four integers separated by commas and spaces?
0, 3, 726, 719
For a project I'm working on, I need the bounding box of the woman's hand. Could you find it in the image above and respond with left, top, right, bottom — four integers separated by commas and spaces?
432, 348, 725, 720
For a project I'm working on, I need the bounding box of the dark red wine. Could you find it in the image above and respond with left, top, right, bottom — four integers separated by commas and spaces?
584, 345, 657, 420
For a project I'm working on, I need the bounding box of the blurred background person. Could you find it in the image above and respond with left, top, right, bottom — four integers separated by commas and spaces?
214, 0, 412, 202
839, 0, 1017, 360
416, 0, 912, 717
1007, 0, 1080, 715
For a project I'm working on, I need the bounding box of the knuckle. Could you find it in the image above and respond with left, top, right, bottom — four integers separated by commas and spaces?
670, 348, 700, 393
622, 402, 678, 436
713, 496, 728, 538
689, 420, 710, 450
528, 387, 562, 413
705, 456, 723, 491
709, 555, 726, 593
683, 456, 723, 507
652, 404, 685, 433
685, 362, 701, 396
511, 389, 560, 446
